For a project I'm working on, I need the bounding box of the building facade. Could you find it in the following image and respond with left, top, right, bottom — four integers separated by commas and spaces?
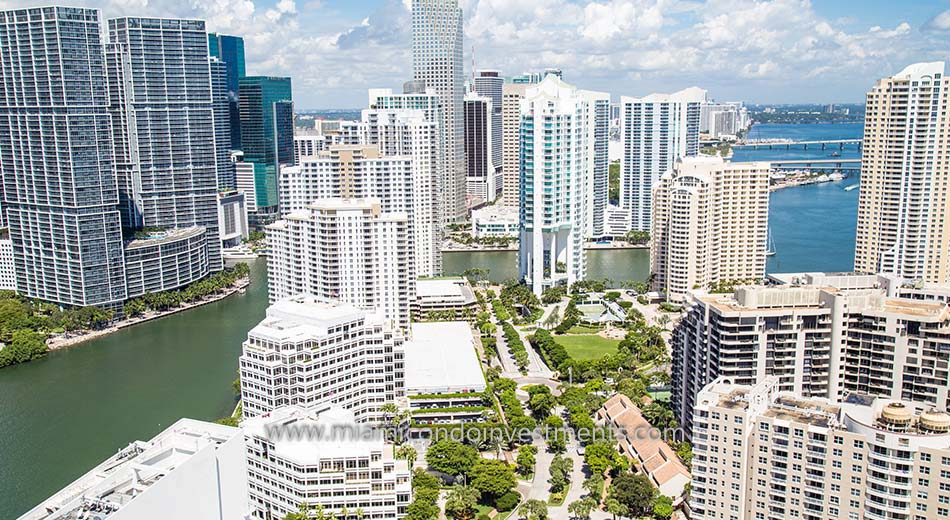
266, 199, 413, 330
463, 93, 499, 203
854, 62, 950, 283
411, 0, 465, 223
106, 16, 222, 273
243, 404, 411, 520
621, 87, 704, 232
471, 205, 519, 238
673, 273, 950, 435
239, 295, 407, 420
690, 377, 950, 520
0, 6, 128, 307
651, 157, 770, 302
210, 57, 236, 190
473, 69, 503, 179
207, 32, 245, 149
519, 76, 607, 294
239, 76, 294, 219
218, 190, 250, 248
500, 83, 527, 207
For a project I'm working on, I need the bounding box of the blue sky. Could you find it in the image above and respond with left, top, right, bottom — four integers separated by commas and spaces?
4, 0, 949, 108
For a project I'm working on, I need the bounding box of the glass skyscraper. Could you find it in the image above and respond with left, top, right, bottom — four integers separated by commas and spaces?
208, 33, 245, 149
0, 6, 127, 306
239, 76, 294, 216
412, 0, 465, 223
107, 16, 223, 271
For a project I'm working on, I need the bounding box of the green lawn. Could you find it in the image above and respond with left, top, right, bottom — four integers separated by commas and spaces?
555, 334, 620, 360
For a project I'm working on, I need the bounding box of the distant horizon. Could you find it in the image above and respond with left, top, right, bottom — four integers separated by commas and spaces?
296, 101, 870, 112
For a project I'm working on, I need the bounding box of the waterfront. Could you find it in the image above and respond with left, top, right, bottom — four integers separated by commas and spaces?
0, 259, 269, 517
0, 123, 865, 517
443, 248, 650, 283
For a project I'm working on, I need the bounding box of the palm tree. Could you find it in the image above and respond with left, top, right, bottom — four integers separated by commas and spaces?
518, 499, 548, 520
604, 498, 628, 520
396, 445, 417, 468
445, 485, 481, 520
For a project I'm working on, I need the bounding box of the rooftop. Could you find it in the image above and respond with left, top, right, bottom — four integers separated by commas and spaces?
242, 404, 388, 462
21, 419, 241, 520
125, 226, 205, 250
404, 322, 485, 394
248, 295, 378, 343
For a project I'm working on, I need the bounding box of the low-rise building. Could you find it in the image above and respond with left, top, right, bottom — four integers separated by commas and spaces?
243, 404, 411, 520
20, 419, 248, 520
413, 278, 478, 322
690, 376, 950, 520
596, 394, 690, 500
0, 231, 16, 291
218, 190, 250, 249
239, 295, 406, 421
471, 205, 519, 238
405, 321, 487, 424
123, 227, 210, 298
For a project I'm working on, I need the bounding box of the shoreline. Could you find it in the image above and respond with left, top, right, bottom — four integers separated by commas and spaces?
45, 277, 252, 351
442, 242, 649, 253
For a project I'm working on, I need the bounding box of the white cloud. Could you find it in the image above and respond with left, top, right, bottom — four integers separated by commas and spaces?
923, 9, 950, 31
3, 0, 943, 106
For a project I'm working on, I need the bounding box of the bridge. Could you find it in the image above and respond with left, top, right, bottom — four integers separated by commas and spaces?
737, 139, 863, 151
770, 159, 862, 173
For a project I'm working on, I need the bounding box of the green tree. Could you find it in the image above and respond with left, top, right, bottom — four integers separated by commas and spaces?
445, 485, 481, 520
583, 441, 620, 476
583, 474, 605, 502
653, 495, 673, 519
406, 499, 440, 520
516, 445, 537, 477
608, 473, 657, 516
518, 499, 548, 520
567, 497, 597, 520
426, 440, 479, 477
412, 467, 441, 491
284, 503, 313, 520
397, 445, 418, 468
469, 458, 516, 502
548, 454, 573, 494
604, 497, 628, 520
527, 385, 556, 420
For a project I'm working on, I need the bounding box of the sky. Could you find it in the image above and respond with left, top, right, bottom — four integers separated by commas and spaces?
4, 0, 950, 108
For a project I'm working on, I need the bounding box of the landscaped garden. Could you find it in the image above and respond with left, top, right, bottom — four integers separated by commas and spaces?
554, 334, 621, 360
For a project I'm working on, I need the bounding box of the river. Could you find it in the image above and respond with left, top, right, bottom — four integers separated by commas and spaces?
0, 123, 864, 517
0, 259, 270, 517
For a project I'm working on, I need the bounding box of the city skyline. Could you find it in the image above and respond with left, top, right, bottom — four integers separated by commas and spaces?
7, 0, 949, 108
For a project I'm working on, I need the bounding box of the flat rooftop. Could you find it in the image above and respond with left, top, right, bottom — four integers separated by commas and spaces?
248, 295, 376, 343
416, 278, 476, 304
763, 395, 840, 427
405, 322, 485, 394
242, 404, 387, 462
20, 419, 240, 520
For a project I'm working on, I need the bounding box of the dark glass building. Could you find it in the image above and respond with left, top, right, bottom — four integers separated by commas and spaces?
238, 76, 294, 216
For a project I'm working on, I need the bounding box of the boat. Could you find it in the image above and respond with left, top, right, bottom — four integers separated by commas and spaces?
844, 184, 859, 192
765, 228, 776, 257
828, 151, 841, 157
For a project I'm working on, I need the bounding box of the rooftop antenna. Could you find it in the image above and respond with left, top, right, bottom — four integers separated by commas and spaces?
471, 45, 475, 91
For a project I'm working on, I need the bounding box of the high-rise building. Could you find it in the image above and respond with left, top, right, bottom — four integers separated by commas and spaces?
585, 92, 610, 239
210, 58, 236, 190
239, 295, 407, 420
473, 70, 503, 176
650, 156, 770, 302
510, 69, 562, 84
0, 6, 127, 306
463, 93, 500, 203
689, 377, 950, 520
207, 33, 245, 148
283, 125, 439, 278
672, 272, 950, 435
699, 100, 748, 139
242, 404, 412, 519
239, 76, 294, 220
412, 0, 465, 223
855, 62, 950, 283
500, 83, 527, 207
267, 198, 413, 329
106, 16, 223, 273
621, 87, 704, 231
519, 76, 607, 295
